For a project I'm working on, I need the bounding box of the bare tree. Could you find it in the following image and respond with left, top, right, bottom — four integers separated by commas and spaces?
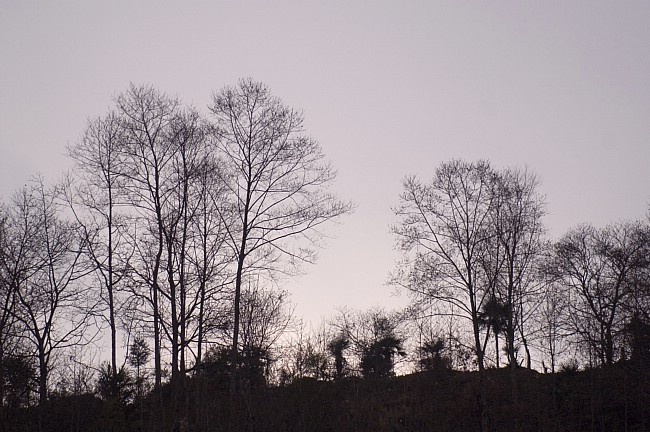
183, 155, 233, 368
482, 167, 546, 368
208, 78, 353, 396
280, 323, 331, 382
115, 85, 222, 386
392, 159, 511, 431
238, 282, 294, 360
158, 105, 212, 380
64, 110, 130, 381
536, 282, 571, 373
6, 178, 95, 404
82, 84, 237, 397
116, 84, 182, 387
391, 160, 495, 372
226, 281, 295, 386
0, 204, 22, 410
550, 221, 649, 366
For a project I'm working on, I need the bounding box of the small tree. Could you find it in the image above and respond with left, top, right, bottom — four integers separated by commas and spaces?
96, 362, 135, 406
198, 346, 269, 388
0, 354, 34, 410
417, 337, 451, 372
284, 328, 330, 382
478, 296, 510, 368
301, 345, 329, 381
625, 314, 650, 368
127, 335, 150, 429
128, 336, 150, 395
360, 335, 406, 378
327, 333, 350, 380
332, 307, 406, 378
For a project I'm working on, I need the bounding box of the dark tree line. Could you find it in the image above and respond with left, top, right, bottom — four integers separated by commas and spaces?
0, 83, 649, 431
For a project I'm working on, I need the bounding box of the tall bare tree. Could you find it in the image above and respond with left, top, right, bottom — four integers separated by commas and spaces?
208, 78, 353, 397
186, 157, 233, 367
107, 84, 235, 391
116, 84, 183, 387
64, 111, 129, 380
483, 167, 546, 368
157, 105, 211, 380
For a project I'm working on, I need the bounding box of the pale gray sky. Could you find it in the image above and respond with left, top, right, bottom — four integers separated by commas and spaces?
2, 1, 649, 326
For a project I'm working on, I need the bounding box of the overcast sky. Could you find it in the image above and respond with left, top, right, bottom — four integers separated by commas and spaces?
2, 1, 649, 327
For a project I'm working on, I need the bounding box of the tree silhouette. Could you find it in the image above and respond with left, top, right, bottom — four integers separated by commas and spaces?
551, 221, 649, 365
127, 336, 150, 391
65, 110, 129, 382
127, 336, 150, 431
478, 296, 510, 368
327, 333, 350, 380
209, 78, 353, 399
8, 179, 94, 405
418, 337, 452, 372
360, 335, 405, 378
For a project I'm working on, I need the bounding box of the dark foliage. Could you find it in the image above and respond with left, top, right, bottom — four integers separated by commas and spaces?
360, 335, 406, 378
199, 346, 270, 389
625, 314, 650, 367
96, 362, 136, 405
327, 333, 350, 380
418, 338, 452, 372
1, 354, 35, 410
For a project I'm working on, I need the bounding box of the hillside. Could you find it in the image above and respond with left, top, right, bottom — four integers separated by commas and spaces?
7, 362, 649, 432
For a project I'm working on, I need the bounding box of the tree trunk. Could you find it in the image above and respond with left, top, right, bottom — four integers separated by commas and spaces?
152, 279, 162, 388
230, 250, 245, 396
152, 176, 165, 388
197, 276, 206, 366
167, 240, 179, 382
469, 278, 490, 432
196, 184, 209, 367
38, 351, 47, 405
230, 175, 252, 400
495, 333, 500, 368
107, 196, 117, 379
229, 249, 246, 432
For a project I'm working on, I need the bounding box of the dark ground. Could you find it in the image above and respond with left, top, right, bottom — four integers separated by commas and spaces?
4, 362, 649, 432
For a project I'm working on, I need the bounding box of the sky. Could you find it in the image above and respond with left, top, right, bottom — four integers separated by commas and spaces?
2, 1, 650, 329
